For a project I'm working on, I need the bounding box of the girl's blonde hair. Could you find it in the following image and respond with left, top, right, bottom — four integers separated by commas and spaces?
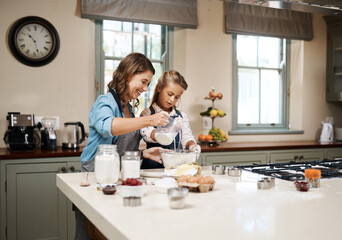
107, 52, 155, 107
150, 70, 188, 108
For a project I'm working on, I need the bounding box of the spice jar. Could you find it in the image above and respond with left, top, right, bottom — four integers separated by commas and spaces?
121, 151, 140, 180
305, 169, 321, 188
94, 144, 120, 189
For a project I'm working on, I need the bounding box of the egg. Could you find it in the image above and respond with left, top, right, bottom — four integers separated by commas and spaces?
198, 178, 208, 184
188, 176, 198, 183
205, 176, 215, 184
185, 174, 193, 181
177, 175, 188, 183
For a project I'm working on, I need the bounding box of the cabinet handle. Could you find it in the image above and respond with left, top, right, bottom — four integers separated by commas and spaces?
70, 166, 75, 172
61, 167, 67, 173
294, 155, 298, 161
299, 155, 304, 161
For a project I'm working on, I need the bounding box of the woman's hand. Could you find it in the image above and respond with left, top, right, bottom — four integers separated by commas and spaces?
142, 147, 172, 164
148, 111, 169, 127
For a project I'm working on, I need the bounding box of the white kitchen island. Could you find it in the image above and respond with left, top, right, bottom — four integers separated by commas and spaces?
56, 167, 342, 240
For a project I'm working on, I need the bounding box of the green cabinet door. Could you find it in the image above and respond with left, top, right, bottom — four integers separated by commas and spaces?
200, 151, 267, 166
7, 163, 68, 240
269, 150, 325, 163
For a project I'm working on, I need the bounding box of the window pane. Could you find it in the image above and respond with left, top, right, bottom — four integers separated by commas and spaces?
260, 70, 281, 124
237, 35, 257, 67
133, 23, 146, 54
258, 37, 282, 68
149, 25, 162, 60
103, 21, 132, 57
237, 68, 259, 124
104, 60, 121, 92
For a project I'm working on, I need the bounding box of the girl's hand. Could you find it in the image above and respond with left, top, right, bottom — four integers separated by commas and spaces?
189, 143, 201, 159
142, 147, 172, 164
149, 111, 169, 126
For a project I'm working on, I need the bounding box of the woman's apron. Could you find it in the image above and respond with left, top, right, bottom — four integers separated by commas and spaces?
82, 88, 140, 172
140, 106, 183, 169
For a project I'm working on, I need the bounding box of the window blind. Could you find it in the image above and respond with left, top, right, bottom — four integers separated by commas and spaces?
81, 0, 198, 29
225, 2, 313, 40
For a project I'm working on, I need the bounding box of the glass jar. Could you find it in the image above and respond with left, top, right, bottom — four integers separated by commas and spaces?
94, 144, 120, 188
121, 151, 140, 180
305, 169, 321, 188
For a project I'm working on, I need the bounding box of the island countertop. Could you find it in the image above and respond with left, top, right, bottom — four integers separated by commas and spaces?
56, 167, 342, 240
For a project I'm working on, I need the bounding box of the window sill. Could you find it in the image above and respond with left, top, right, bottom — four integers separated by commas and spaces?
229, 129, 304, 135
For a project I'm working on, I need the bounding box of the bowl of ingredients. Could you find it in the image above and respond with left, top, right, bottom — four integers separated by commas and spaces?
120, 178, 145, 197
102, 185, 117, 195
294, 181, 310, 192
161, 150, 197, 168
153, 177, 178, 193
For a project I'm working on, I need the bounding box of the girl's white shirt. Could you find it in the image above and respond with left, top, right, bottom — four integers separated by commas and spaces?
140, 103, 196, 147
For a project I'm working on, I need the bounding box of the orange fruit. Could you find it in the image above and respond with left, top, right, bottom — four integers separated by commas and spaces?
206, 135, 213, 141
198, 134, 206, 141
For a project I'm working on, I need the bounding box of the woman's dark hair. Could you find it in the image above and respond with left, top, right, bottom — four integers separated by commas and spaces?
107, 52, 155, 107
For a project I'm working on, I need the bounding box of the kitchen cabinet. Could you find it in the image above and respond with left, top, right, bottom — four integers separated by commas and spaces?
324, 15, 342, 102
199, 151, 267, 166
269, 149, 325, 163
325, 147, 342, 159
0, 157, 81, 240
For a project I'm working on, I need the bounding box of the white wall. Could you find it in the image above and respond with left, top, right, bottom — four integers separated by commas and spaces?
0, 0, 341, 148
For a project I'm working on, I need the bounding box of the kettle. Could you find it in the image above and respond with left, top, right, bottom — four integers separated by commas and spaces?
62, 122, 86, 149
319, 122, 334, 143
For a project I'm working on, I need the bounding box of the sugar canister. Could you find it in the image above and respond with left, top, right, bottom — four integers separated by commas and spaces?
94, 144, 120, 189
121, 151, 140, 180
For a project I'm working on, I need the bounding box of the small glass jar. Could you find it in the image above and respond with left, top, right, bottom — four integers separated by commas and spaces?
94, 144, 120, 188
305, 169, 321, 188
167, 187, 189, 209
121, 151, 140, 180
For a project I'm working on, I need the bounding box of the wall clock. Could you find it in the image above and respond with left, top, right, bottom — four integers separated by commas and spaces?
8, 16, 60, 67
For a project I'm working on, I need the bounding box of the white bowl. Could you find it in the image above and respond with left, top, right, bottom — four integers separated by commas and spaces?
161, 150, 197, 168
120, 185, 145, 198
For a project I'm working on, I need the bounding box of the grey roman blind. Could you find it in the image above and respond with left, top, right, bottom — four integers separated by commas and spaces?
81, 0, 198, 29
225, 2, 313, 40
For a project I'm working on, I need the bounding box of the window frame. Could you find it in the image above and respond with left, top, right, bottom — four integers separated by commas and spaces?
94, 20, 174, 101
231, 34, 291, 134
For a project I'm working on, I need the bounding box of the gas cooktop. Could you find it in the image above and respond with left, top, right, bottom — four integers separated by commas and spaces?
236, 159, 342, 181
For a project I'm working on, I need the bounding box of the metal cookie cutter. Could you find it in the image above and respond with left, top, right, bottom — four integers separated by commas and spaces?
257, 177, 275, 190
226, 167, 242, 177
212, 165, 225, 175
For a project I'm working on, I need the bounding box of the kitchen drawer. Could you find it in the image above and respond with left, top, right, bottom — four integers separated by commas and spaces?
269, 150, 325, 163
325, 148, 342, 159
200, 151, 267, 166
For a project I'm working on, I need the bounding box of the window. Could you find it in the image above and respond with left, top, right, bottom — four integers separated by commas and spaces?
95, 20, 173, 114
232, 34, 290, 133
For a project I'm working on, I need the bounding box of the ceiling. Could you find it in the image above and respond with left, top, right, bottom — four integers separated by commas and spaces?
224, 0, 342, 15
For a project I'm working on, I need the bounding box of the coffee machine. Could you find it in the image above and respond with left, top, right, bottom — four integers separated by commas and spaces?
3, 112, 38, 151
40, 117, 57, 150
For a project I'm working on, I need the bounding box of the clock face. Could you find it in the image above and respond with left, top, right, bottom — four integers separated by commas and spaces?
16, 23, 54, 59
8, 16, 60, 67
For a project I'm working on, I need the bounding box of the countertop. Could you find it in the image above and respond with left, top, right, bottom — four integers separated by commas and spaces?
1, 141, 342, 159
57, 167, 342, 240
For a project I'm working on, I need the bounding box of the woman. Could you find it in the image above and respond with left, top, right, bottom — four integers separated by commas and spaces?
75, 52, 169, 240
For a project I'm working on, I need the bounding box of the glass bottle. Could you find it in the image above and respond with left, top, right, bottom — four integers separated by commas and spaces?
94, 144, 120, 188
121, 151, 140, 180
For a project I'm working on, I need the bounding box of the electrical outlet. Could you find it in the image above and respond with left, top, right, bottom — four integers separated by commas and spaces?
34, 116, 60, 130
203, 117, 212, 130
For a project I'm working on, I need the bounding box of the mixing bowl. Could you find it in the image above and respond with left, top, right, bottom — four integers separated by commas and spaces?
161, 150, 197, 168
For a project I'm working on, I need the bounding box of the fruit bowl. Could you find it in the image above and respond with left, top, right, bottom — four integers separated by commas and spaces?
198, 139, 227, 146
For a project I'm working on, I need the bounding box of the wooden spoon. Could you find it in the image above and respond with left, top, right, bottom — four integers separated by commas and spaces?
80, 172, 91, 187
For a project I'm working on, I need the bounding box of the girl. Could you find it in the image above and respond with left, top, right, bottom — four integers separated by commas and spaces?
77, 53, 170, 239
140, 70, 201, 169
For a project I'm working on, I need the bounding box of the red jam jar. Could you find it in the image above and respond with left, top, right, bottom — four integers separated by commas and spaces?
304, 169, 321, 188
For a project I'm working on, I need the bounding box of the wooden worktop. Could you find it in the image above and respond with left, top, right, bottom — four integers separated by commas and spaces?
1, 141, 342, 160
